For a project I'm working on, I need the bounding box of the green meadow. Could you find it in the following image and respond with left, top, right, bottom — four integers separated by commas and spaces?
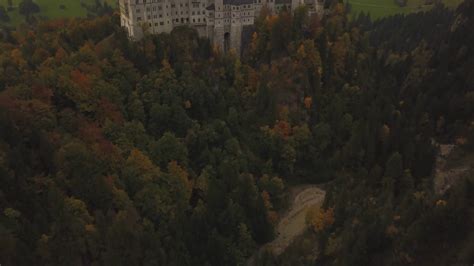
345, 0, 463, 19
0, 0, 116, 26
0, 0, 465, 27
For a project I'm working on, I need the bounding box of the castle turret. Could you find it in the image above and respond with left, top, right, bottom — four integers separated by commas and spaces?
119, 0, 144, 39
213, 0, 225, 51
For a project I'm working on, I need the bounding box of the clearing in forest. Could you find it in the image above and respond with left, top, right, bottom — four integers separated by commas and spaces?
345, 0, 463, 19
0, 0, 116, 26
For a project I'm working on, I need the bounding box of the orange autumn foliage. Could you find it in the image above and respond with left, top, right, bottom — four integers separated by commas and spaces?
78, 62, 102, 77
11, 49, 27, 68
304, 96, 313, 109
128, 149, 156, 173
261, 190, 272, 209
274, 120, 292, 138
184, 100, 192, 109
79, 122, 103, 144
267, 210, 279, 225
265, 14, 278, 29
386, 224, 399, 237
168, 161, 192, 201
307, 207, 335, 232
98, 98, 124, 124
71, 69, 91, 91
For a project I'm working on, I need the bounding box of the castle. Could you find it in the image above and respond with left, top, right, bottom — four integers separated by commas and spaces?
119, 0, 324, 53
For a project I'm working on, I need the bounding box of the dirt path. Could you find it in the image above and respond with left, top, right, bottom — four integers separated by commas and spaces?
268, 186, 326, 255
248, 185, 326, 264
433, 144, 471, 195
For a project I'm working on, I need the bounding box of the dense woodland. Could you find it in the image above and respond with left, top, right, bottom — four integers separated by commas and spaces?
0, 0, 473, 265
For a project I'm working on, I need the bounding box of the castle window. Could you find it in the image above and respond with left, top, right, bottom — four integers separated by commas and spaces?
160, 22, 164, 25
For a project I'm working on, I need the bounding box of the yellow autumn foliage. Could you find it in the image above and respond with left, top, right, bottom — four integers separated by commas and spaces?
306, 206, 335, 232
304, 97, 313, 109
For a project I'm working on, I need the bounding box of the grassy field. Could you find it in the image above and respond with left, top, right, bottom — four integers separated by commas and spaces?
0, 0, 116, 26
345, 0, 464, 19
1, 0, 464, 27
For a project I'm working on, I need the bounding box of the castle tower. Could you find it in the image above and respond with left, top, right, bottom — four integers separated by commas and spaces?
228, 0, 243, 54
213, 0, 225, 51
119, 0, 144, 39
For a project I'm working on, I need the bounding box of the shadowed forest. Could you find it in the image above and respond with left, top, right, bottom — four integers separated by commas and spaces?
0, 0, 473, 265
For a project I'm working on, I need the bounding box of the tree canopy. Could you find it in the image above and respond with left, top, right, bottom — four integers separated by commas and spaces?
0, 0, 473, 265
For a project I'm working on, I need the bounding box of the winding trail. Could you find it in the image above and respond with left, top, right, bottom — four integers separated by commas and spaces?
268, 186, 326, 255
433, 144, 471, 195
248, 185, 326, 265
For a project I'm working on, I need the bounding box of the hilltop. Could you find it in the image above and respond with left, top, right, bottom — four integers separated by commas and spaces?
0, 0, 115, 26
345, 0, 462, 19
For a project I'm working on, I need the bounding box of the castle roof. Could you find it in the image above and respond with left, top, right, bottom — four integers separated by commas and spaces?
275, 0, 291, 4
206, 4, 215, 10
223, 0, 254, 6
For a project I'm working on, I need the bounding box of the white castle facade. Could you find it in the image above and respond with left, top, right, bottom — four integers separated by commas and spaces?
119, 0, 324, 53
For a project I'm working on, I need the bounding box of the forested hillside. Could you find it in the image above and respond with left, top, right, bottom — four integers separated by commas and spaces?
0, 0, 473, 265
